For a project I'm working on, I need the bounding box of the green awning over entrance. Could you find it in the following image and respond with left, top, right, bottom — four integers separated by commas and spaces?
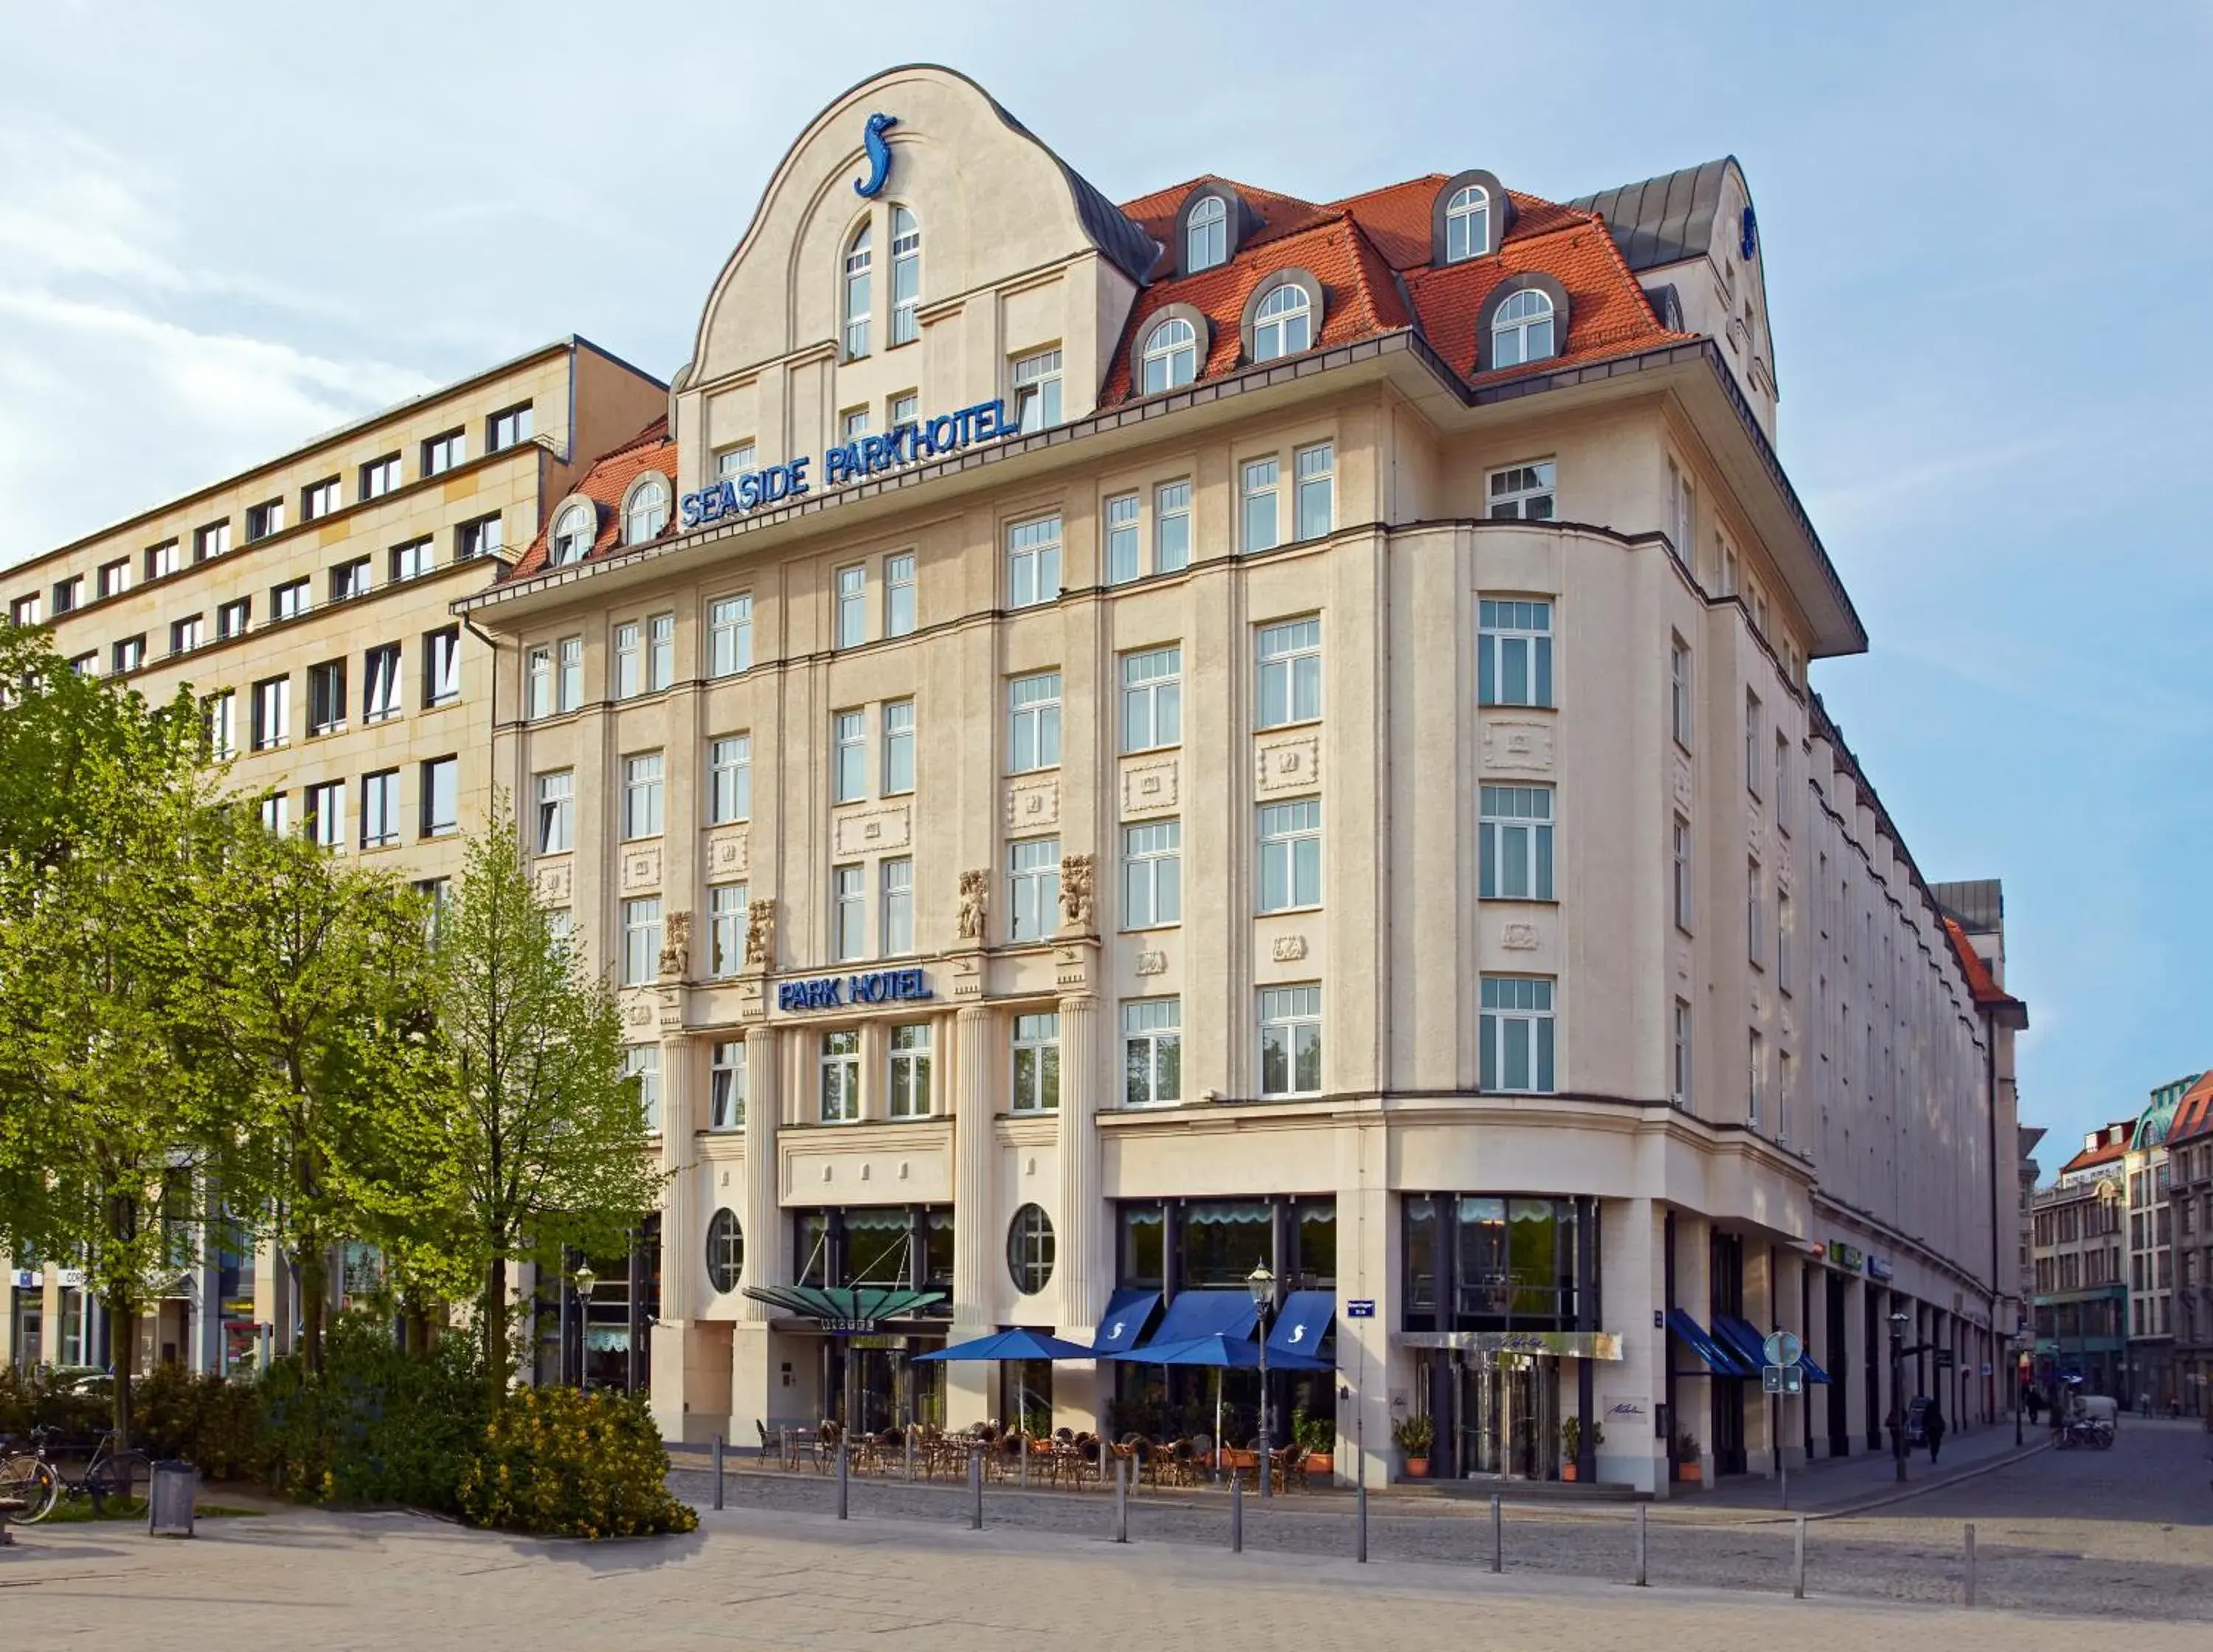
741, 1283, 946, 1330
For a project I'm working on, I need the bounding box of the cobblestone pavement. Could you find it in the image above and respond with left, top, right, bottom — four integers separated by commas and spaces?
666, 1417, 2213, 1620
5, 1499, 2210, 1652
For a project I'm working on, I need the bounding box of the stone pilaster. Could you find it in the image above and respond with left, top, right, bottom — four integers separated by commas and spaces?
739, 1023, 781, 1319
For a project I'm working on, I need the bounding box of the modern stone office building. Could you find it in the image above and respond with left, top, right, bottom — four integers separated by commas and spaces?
452, 65, 2029, 1492
0, 339, 665, 1378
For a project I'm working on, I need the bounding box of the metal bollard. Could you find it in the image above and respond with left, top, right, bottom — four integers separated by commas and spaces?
837, 1439, 850, 1520
1490, 1493, 1503, 1573
1114, 1456, 1128, 1544
1793, 1513, 1807, 1600
712, 1433, 725, 1510
1355, 1466, 1368, 1564
1019, 1434, 1028, 1489
905, 1431, 915, 1482
1635, 1504, 1648, 1587
969, 1448, 983, 1530
1964, 1522, 1977, 1608
1231, 1468, 1244, 1553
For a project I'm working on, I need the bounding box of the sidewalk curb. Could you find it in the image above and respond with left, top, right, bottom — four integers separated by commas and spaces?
1798, 1438, 2053, 1521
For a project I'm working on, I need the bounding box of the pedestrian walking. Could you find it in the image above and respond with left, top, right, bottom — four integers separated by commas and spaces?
2024, 1386, 2041, 1426
1925, 1398, 1947, 1465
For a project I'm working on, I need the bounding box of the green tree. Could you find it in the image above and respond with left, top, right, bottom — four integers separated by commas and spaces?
409, 817, 662, 1398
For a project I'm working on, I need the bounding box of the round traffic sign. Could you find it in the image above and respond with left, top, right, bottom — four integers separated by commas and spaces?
1763, 1330, 1802, 1368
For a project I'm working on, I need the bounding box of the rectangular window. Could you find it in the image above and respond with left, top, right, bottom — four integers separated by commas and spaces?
1012, 348, 1062, 433
252, 675, 291, 749
623, 1046, 662, 1133
709, 735, 751, 824
708, 594, 753, 676
881, 857, 914, 955
51, 575, 82, 615
423, 626, 460, 707
422, 427, 466, 476
622, 898, 662, 987
304, 780, 345, 850
302, 477, 340, 521
623, 752, 664, 839
1669, 636, 1691, 747
69, 650, 96, 676
1774, 733, 1790, 834
885, 552, 916, 637
98, 558, 129, 597
1672, 816, 1693, 929
1259, 985, 1322, 1098
557, 636, 583, 712
259, 792, 291, 835
147, 540, 179, 580
391, 538, 434, 582
170, 614, 204, 655
1007, 672, 1062, 773
216, 597, 250, 640
716, 442, 755, 479
832, 709, 867, 803
1241, 457, 1280, 552
709, 884, 748, 978
359, 454, 401, 501
206, 690, 237, 759
525, 645, 553, 719
455, 512, 502, 561
710, 1041, 747, 1131
1745, 691, 1762, 796
361, 769, 400, 849
1122, 998, 1182, 1107
1122, 819, 1181, 929
844, 227, 872, 358
1778, 892, 1793, 990
1477, 598, 1554, 707
112, 634, 145, 673
1748, 859, 1764, 967
820, 1030, 860, 1122
889, 392, 918, 430
1487, 459, 1556, 521
1295, 442, 1334, 540
273, 577, 310, 620
646, 613, 673, 693
831, 865, 867, 962
244, 500, 283, 542
535, 770, 573, 855
419, 756, 459, 838
1480, 977, 1557, 1094
194, 520, 232, 561
835, 564, 866, 648
1479, 785, 1554, 900
1258, 797, 1322, 912
486, 403, 533, 453
330, 557, 370, 602
882, 700, 915, 795
1749, 1028, 1765, 1131
1154, 479, 1192, 573
10, 593, 40, 626
889, 1023, 932, 1119
1256, 617, 1322, 727
1670, 999, 1692, 1106
1666, 459, 1696, 563
1008, 836, 1060, 943
614, 621, 641, 698
1105, 493, 1140, 585
1007, 515, 1062, 608
1120, 646, 1182, 752
841, 407, 870, 443
363, 643, 401, 723
1012, 1012, 1061, 1114
308, 659, 347, 735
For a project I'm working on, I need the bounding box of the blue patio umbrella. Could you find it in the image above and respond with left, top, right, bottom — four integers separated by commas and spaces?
911, 1327, 1101, 1362
1111, 1334, 1331, 1472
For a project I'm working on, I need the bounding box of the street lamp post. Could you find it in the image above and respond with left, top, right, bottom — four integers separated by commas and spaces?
572, 1265, 598, 1389
1889, 1310, 1910, 1483
1248, 1263, 1275, 1503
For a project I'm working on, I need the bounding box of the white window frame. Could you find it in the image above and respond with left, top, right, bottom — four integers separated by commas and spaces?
1672, 814, 1694, 931
716, 442, 756, 479
1748, 1027, 1765, 1131
882, 700, 915, 795
710, 1041, 747, 1131
1745, 690, 1762, 796
614, 620, 642, 698
1007, 515, 1062, 608
1011, 1012, 1061, 1114
1186, 195, 1226, 271
709, 882, 748, 979
622, 897, 662, 987
551, 503, 594, 566
1480, 976, 1557, 1095
831, 864, 867, 962
1240, 457, 1280, 552
534, 769, 573, 855
1479, 785, 1555, 901
1445, 184, 1490, 262
526, 645, 553, 720
557, 636, 583, 712
1477, 598, 1554, 708
836, 564, 866, 648
889, 1021, 932, 1118
1256, 617, 1322, 728
709, 734, 751, 825
1491, 288, 1556, 367
1008, 837, 1060, 944
843, 223, 873, 359
832, 709, 867, 804
709, 594, 753, 676
890, 205, 921, 346
1671, 998, 1692, 1107
881, 857, 914, 956
1669, 636, 1691, 747
1259, 985, 1322, 1099
1120, 646, 1182, 753
820, 1030, 861, 1122
1122, 998, 1182, 1108
1253, 283, 1311, 360
1295, 442, 1334, 541
1748, 858, 1764, 969
1105, 493, 1140, 585
1012, 348, 1062, 432
625, 476, 670, 544
1141, 318, 1197, 394
885, 552, 916, 637
1007, 672, 1061, 773
1257, 797, 1321, 913
646, 612, 674, 693
1121, 819, 1181, 930
1154, 479, 1191, 573
1486, 459, 1556, 521
624, 1046, 662, 1134
623, 752, 665, 840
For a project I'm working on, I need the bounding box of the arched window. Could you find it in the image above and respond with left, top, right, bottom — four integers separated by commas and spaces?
551, 502, 594, 566
1140, 316, 1198, 394
890, 206, 921, 346
1445, 184, 1490, 262
842, 223, 873, 359
1006, 1203, 1056, 1295
1252, 283, 1312, 361
624, 476, 670, 546
1187, 195, 1227, 272
705, 1209, 744, 1294
1490, 288, 1556, 368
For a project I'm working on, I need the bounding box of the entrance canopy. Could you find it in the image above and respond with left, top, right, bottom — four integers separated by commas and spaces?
1132, 1288, 1256, 1353
1667, 1308, 1754, 1376
1111, 1333, 1331, 1372
912, 1328, 1095, 1363
1396, 1328, 1624, 1360
741, 1283, 945, 1330
1267, 1290, 1335, 1358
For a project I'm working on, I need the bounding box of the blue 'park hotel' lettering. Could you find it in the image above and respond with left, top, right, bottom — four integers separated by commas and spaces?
679, 398, 1014, 530
777, 967, 934, 1014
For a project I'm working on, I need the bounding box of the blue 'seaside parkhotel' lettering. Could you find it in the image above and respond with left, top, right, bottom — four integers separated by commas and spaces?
778, 967, 934, 1013
679, 398, 1014, 530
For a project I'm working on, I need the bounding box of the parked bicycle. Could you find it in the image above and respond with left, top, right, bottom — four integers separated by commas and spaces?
0, 1426, 153, 1524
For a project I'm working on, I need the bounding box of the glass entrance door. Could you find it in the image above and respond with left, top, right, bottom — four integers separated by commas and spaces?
1458, 1353, 1551, 1476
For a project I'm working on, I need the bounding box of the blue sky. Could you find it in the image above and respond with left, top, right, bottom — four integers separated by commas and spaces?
4, 1, 2206, 1170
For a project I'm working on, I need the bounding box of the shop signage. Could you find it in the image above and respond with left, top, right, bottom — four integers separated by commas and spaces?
10, 1270, 36, 1290
1346, 1299, 1376, 1319
777, 966, 934, 1013
678, 398, 1017, 529
853, 111, 898, 198
819, 1317, 879, 1333
1865, 1255, 1894, 1283
1826, 1241, 1863, 1271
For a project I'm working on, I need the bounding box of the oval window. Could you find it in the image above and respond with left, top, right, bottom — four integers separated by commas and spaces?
1006, 1203, 1056, 1296
705, 1208, 745, 1294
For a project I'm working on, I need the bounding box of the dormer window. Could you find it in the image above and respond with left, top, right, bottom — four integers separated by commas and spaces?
551, 503, 595, 566
890, 207, 921, 346
1187, 195, 1227, 272
624, 477, 671, 546
843, 223, 873, 359
1140, 316, 1199, 393
1445, 184, 1490, 262
1251, 284, 1312, 361
1492, 288, 1556, 367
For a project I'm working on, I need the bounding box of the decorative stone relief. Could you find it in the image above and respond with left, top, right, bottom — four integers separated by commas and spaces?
1480, 718, 1554, 774
1672, 753, 1694, 811
1135, 950, 1168, 976
620, 843, 662, 892
951, 952, 984, 998
657, 910, 692, 980
1271, 934, 1309, 962
1255, 734, 1321, 795
1501, 921, 1539, 951
743, 898, 775, 969
834, 804, 912, 860
956, 869, 988, 941
1059, 853, 1094, 927
1776, 843, 1794, 895
1004, 777, 1059, 832
704, 828, 749, 880
1673, 938, 1691, 982
532, 858, 572, 905
1121, 757, 1179, 817
1748, 814, 1767, 862
623, 999, 654, 1027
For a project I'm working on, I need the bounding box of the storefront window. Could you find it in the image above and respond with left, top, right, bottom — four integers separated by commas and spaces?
1180, 1200, 1273, 1288
795, 1212, 831, 1285
1405, 1197, 1440, 1317
1121, 1205, 1165, 1288
922, 1209, 955, 1302
1404, 1193, 1581, 1331
1294, 1201, 1337, 1284
843, 1209, 910, 1284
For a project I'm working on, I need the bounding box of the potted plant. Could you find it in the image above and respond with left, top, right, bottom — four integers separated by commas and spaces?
1392, 1412, 1434, 1477
1675, 1429, 1703, 1484
1293, 1409, 1334, 1476
1559, 1415, 1604, 1479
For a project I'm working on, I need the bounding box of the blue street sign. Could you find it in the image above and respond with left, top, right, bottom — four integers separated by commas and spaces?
1346, 1299, 1376, 1319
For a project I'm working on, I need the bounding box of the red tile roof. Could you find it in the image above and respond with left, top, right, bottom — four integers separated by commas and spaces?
2057, 1123, 2136, 1178
1941, 917, 2020, 1011
2167, 1071, 2213, 1147
505, 417, 674, 581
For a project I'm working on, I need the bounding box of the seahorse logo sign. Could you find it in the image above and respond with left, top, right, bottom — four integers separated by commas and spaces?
853, 112, 898, 198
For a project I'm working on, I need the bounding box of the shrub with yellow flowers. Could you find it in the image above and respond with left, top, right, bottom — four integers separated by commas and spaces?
457, 1384, 697, 1538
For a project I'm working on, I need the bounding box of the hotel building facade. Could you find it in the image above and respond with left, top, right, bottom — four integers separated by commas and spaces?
457, 66, 2031, 1491
1, 339, 666, 1378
